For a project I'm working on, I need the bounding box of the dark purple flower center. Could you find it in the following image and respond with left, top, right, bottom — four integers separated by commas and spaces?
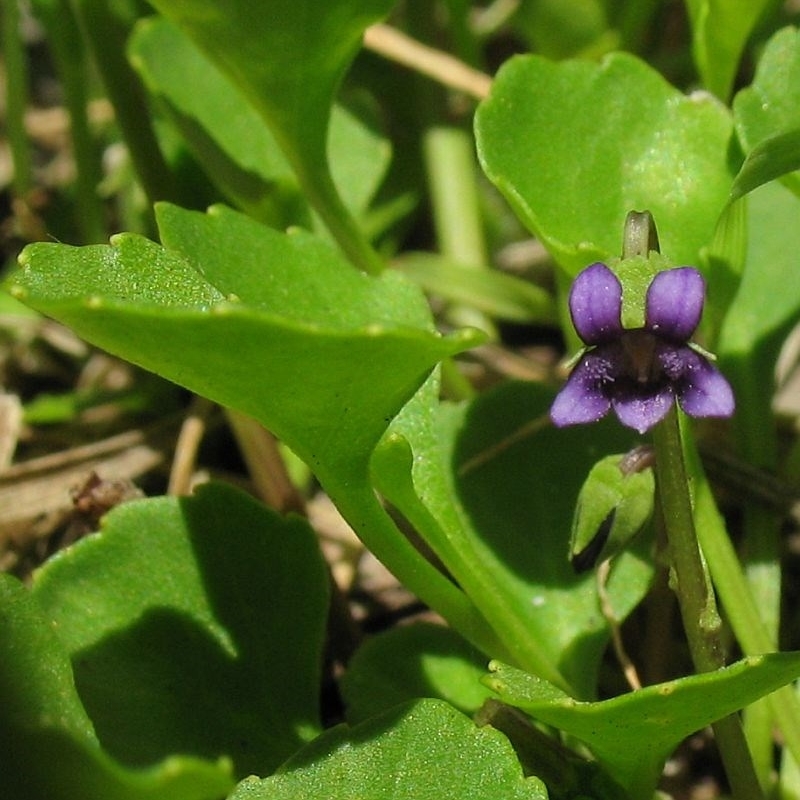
619, 330, 660, 385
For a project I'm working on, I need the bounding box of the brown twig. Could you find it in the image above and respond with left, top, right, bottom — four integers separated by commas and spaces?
363, 23, 493, 100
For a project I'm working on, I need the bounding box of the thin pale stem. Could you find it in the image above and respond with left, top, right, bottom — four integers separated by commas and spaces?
651, 404, 763, 800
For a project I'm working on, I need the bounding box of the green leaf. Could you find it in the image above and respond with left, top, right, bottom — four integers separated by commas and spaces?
8, 203, 494, 668
394, 252, 558, 325
685, 0, 774, 101
733, 26, 800, 197
511, 0, 618, 59
486, 653, 800, 799
128, 16, 305, 228
230, 699, 548, 800
8, 203, 475, 479
728, 129, 800, 203
146, 0, 394, 273
0, 573, 234, 800
569, 450, 654, 573
31, 483, 328, 777
340, 623, 494, 723
129, 17, 391, 229
372, 380, 654, 698
475, 53, 735, 275
718, 181, 800, 463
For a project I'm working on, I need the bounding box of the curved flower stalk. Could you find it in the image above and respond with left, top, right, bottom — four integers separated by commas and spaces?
551, 263, 734, 434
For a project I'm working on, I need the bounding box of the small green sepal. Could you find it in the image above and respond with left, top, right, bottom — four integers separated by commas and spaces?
569, 448, 656, 572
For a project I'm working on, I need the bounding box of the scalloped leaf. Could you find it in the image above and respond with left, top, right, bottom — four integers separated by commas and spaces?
31, 483, 328, 777
231, 699, 548, 800
486, 653, 800, 799
475, 53, 735, 275
0, 573, 234, 800
8, 202, 493, 665
8, 203, 477, 481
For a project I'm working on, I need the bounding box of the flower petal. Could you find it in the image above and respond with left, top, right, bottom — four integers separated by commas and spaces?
550, 351, 613, 427
645, 267, 705, 340
569, 263, 624, 345
675, 348, 735, 419
612, 389, 674, 434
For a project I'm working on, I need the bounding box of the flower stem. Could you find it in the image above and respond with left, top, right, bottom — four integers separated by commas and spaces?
651, 404, 763, 800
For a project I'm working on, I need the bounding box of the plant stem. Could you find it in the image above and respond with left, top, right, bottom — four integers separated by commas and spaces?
4, 0, 33, 197
74, 0, 178, 206
422, 123, 495, 335
651, 405, 763, 800
36, 0, 106, 242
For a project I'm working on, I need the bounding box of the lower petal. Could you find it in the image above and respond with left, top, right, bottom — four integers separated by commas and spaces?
678, 352, 735, 418
613, 390, 674, 434
550, 355, 612, 427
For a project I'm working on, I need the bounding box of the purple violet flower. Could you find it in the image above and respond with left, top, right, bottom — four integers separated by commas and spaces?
551, 262, 734, 434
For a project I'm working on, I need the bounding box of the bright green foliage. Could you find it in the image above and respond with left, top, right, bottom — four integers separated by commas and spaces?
230, 699, 548, 800
685, 0, 776, 101
486, 653, 800, 799
0, 573, 234, 800
373, 380, 655, 698
9, 3, 800, 799
718, 182, 800, 464
31, 483, 328, 777
129, 17, 391, 230
9, 203, 474, 480
733, 26, 800, 198
145, 0, 394, 272
340, 623, 494, 722
569, 451, 654, 572
475, 53, 735, 276
8, 202, 496, 669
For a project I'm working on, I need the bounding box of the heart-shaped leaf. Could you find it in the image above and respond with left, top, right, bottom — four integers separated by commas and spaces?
0, 573, 234, 800
486, 653, 800, 800
475, 53, 735, 276
372, 380, 655, 698
8, 203, 493, 665
9, 203, 475, 479
31, 482, 328, 777
230, 699, 548, 800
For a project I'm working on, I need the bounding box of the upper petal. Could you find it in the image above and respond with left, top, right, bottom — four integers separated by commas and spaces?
675, 348, 735, 419
550, 351, 613, 427
645, 267, 705, 340
569, 263, 624, 345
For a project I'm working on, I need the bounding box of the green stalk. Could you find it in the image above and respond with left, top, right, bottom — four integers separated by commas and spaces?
686, 433, 800, 774
422, 124, 495, 335
652, 406, 763, 800
72, 0, 178, 205
34, 0, 106, 242
330, 478, 511, 663
4, 0, 33, 196
298, 166, 385, 276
